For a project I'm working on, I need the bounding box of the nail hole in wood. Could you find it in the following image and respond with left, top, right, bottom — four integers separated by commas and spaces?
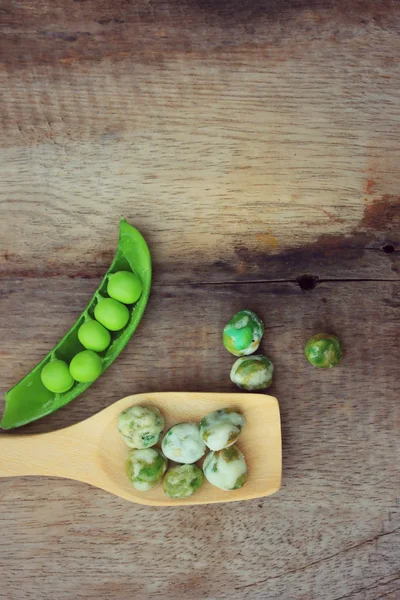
382, 243, 395, 254
297, 274, 318, 291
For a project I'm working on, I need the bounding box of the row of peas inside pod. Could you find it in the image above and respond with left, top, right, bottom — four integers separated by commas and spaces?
40, 272, 143, 393
223, 310, 274, 390
118, 405, 248, 499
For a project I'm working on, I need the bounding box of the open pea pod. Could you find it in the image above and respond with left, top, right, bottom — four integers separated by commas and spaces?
1, 219, 151, 429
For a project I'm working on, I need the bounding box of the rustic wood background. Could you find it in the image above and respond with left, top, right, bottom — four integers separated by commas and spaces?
0, 0, 399, 598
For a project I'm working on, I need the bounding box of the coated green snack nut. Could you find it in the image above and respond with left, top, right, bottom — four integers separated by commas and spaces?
162, 422, 206, 464
78, 320, 111, 352
69, 350, 102, 383
230, 355, 274, 391
203, 445, 248, 491
118, 405, 165, 449
163, 464, 204, 499
107, 271, 143, 305
94, 298, 130, 331
223, 309, 264, 356
127, 448, 167, 491
200, 408, 246, 451
40, 359, 75, 394
305, 333, 342, 368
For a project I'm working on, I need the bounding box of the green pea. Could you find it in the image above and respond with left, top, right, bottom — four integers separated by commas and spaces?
230, 355, 274, 391
203, 445, 248, 491
94, 298, 129, 331
223, 309, 264, 356
163, 464, 204, 499
162, 423, 206, 464
41, 359, 75, 394
107, 271, 143, 305
69, 350, 102, 383
127, 448, 167, 491
78, 320, 111, 352
200, 409, 246, 451
305, 333, 342, 368
118, 405, 165, 449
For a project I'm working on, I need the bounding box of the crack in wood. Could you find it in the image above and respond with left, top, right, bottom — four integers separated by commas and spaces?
374, 589, 400, 600
168, 278, 400, 287
235, 527, 400, 592
1, 277, 399, 287
332, 574, 400, 600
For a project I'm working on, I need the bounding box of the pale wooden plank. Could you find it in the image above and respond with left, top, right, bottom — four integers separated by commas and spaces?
0, 479, 398, 599
1, 1, 399, 283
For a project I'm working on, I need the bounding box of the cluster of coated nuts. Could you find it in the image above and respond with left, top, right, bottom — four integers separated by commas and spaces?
119, 405, 248, 499
223, 310, 274, 391
223, 310, 342, 389
40, 271, 142, 394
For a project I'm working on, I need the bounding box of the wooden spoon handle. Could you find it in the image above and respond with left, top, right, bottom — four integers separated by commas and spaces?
0, 432, 60, 477
0, 427, 98, 480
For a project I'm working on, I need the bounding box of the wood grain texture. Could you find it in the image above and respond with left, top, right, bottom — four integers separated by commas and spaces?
0, 280, 399, 598
1, 0, 400, 597
1, 0, 400, 284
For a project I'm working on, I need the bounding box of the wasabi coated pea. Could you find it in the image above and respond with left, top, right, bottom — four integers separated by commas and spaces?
118, 405, 165, 449
200, 408, 246, 451
127, 448, 167, 491
41, 359, 75, 394
78, 320, 111, 352
94, 298, 129, 331
163, 464, 204, 499
230, 355, 274, 391
107, 271, 142, 305
305, 333, 342, 368
203, 445, 248, 491
162, 422, 206, 464
223, 309, 264, 357
69, 350, 102, 383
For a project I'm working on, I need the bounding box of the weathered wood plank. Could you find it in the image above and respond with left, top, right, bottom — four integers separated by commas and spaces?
0, 278, 399, 600
1, 0, 399, 283
0, 279, 399, 599
0, 477, 398, 600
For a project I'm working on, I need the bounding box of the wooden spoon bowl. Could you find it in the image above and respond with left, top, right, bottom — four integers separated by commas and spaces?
0, 392, 281, 506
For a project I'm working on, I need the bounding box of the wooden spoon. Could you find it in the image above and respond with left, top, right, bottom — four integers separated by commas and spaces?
0, 392, 281, 506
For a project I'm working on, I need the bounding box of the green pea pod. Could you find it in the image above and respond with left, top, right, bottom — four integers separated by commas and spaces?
1, 219, 151, 429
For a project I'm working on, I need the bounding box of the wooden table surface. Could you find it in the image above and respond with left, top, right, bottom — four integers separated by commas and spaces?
1, 1, 399, 598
